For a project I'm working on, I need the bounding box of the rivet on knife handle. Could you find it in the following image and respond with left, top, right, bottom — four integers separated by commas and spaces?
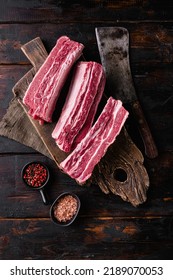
132, 100, 158, 158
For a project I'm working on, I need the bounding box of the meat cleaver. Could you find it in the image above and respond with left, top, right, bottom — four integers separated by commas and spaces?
95, 27, 158, 159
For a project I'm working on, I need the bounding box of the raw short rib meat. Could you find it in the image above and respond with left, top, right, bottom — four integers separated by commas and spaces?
60, 97, 129, 183
52, 61, 105, 152
23, 36, 84, 124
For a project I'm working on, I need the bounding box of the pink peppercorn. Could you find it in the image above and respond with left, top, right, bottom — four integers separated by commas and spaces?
23, 162, 48, 187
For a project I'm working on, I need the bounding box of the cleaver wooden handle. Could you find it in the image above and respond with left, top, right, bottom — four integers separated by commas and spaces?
132, 100, 158, 159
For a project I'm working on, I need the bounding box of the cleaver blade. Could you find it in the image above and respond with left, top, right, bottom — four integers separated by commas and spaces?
95, 26, 158, 159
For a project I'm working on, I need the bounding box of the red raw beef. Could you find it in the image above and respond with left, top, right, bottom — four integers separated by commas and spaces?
60, 97, 129, 183
23, 36, 84, 124
52, 61, 105, 152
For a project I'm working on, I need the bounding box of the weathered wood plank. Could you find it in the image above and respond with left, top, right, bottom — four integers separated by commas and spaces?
1, 0, 173, 23
0, 154, 173, 218
1, 23, 173, 64
0, 217, 173, 259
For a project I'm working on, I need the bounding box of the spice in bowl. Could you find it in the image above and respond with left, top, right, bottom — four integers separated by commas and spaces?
54, 195, 78, 222
22, 162, 48, 188
50, 193, 80, 226
21, 161, 50, 205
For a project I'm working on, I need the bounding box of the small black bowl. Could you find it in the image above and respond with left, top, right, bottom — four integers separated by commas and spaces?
50, 192, 80, 226
21, 161, 50, 205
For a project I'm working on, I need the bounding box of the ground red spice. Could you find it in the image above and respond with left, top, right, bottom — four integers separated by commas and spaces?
23, 163, 47, 187
53, 195, 78, 223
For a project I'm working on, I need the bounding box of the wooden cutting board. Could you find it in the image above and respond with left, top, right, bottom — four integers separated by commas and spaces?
12, 37, 149, 207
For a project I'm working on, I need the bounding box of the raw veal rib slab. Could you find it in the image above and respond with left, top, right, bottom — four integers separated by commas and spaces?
23, 36, 84, 124
52, 61, 105, 152
72, 70, 106, 149
60, 97, 129, 183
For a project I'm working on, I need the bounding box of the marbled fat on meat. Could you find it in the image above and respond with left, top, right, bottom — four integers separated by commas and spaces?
60, 97, 129, 183
23, 36, 84, 124
72, 66, 106, 149
52, 61, 105, 152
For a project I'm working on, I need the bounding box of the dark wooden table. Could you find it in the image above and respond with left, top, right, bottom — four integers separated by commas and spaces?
0, 0, 173, 260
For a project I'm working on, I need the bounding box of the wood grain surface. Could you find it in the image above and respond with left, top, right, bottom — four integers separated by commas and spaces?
0, 0, 173, 260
